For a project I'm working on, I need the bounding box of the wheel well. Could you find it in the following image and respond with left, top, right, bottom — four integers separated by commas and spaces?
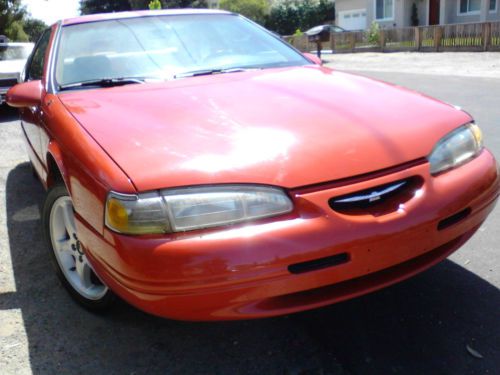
46, 154, 64, 188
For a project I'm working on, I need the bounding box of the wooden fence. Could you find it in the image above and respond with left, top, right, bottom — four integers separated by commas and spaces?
285, 21, 500, 53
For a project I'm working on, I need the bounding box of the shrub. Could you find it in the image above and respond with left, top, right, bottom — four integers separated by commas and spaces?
366, 21, 380, 45
148, 0, 161, 9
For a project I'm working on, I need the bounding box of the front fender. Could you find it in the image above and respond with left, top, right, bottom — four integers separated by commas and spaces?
40, 96, 136, 234
46, 140, 68, 189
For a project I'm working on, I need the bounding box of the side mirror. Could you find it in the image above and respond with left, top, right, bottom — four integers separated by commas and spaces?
6, 80, 43, 108
303, 53, 322, 66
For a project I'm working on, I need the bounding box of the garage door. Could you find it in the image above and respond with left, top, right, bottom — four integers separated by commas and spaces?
338, 9, 367, 31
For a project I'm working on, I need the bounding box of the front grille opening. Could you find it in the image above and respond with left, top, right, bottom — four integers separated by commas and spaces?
288, 253, 350, 274
329, 176, 423, 216
0, 78, 18, 87
438, 208, 471, 231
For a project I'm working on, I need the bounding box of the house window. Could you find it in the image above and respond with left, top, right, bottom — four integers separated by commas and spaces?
491, 0, 497, 12
375, 0, 393, 20
459, 0, 481, 14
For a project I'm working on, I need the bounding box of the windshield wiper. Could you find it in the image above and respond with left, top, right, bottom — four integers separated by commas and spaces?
59, 69, 259, 89
58, 77, 160, 91
174, 68, 260, 79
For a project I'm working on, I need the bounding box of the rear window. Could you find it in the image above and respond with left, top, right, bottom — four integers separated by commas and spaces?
0, 45, 33, 61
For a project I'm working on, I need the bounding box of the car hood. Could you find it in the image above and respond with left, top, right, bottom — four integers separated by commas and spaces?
0, 59, 25, 79
60, 66, 471, 192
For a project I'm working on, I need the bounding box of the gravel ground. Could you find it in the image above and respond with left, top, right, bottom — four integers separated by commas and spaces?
1, 67, 499, 375
323, 52, 500, 78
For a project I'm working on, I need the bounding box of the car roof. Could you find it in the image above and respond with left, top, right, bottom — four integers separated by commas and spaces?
0, 42, 34, 47
61, 9, 233, 26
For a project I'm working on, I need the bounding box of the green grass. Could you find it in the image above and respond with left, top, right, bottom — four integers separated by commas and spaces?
385, 41, 416, 48
441, 37, 482, 47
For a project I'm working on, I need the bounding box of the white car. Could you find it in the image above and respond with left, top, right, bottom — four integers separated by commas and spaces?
0, 39, 34, 104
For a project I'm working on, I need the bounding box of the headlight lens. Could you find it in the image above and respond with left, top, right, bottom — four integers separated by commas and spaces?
428, 123, 483, 175
105, 185, 293, 235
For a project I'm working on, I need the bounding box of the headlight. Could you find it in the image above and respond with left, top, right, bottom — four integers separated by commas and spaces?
105, 185, 293, 235
428, 123, 483, 175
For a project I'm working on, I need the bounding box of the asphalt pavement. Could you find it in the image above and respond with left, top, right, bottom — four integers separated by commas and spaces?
322, 52, 500, 79
0, 71, 499, 375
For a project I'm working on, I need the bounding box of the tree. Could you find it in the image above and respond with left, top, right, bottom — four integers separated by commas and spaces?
265, 0, 336, 36
4, 20, 29, 42
81, 0, 207, 13
129, 0, 151, 9
149, 0, 162, 9
0, 0, 47, 42
219, 0, 269, 25
266, 3, 301, 36
315, 0, 336, 25
161, 0, 207, 8
23, 18, 48, 42
0, 0, 28, 41
80, 0, 132, 15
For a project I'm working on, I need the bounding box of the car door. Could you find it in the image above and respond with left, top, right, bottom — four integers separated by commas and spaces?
20, 28, 51, 177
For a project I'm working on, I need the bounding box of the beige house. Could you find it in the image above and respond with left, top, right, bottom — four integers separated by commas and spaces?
335, 0, 500, 30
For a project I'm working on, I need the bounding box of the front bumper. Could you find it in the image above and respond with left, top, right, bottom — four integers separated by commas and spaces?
0, 77, 19, 105
0, 88, 7, 105
76, 150, 499, 321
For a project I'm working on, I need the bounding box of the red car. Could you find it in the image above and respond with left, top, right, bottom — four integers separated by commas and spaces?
7, 10, 499, 321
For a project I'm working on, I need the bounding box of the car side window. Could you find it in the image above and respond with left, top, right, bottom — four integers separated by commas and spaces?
26, 29, 51, 81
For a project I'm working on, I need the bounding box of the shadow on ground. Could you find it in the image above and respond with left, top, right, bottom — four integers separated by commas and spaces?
0, 104, 499, 374
0, 105, 20, 122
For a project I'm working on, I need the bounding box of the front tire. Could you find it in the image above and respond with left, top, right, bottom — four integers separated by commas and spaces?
42, 183, 114, 310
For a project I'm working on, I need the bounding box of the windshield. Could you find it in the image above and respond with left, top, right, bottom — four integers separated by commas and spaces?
55, 14, 309, 87
0, 45, 33, 61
